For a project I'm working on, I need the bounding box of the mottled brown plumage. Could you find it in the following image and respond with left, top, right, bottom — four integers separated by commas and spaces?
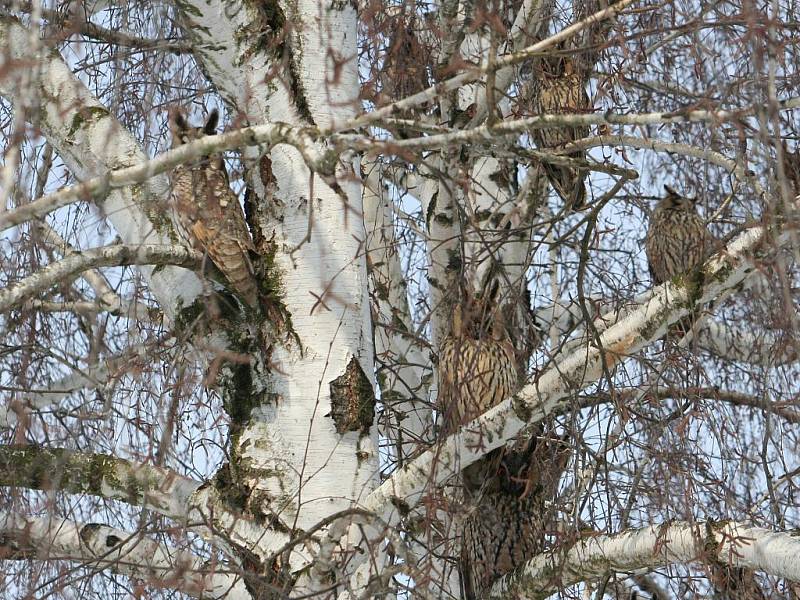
459, 429, 567, 598
645, 186, 712, 286
530, 57, 591, 209
380, 18, 431, 102
169, 109, 258, 308
438, 299, 556, 597
437, 303, 518, 436
645, 186, 714, 337
460, 487, 542, 596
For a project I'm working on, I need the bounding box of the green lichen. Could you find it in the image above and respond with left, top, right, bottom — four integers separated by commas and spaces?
236, 0, 287, 64
254, 239, 296, 344
136, 184, 177, 238
373, 278, 390, 302
390, 311, 409, 333
223, 360, 259, 427
66, 105, 110, 142
260, 0, 286, 33
213, 462, 250, 512
174, 296, 208, 336
0, 446, 154, 507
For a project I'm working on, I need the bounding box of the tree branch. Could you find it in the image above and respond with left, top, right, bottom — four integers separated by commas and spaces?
0, 445, 201, 517
0, 511, 250, 599
490, 521, 798, 598
339, 97, 800, 155
0, 244, 199, 314
362, 213, 777, 525
0, 340, 167, 428
0, 121, 313, 233
0, 444, 289, 576
363, 165, 434, 464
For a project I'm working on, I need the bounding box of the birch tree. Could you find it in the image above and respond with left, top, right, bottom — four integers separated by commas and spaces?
1, 0, 799, 598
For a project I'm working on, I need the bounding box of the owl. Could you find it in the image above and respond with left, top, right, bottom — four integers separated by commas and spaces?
437, 298, 563, 597
645, 186, 715, 337
169, 108, 259, 308
437, 300, 519, 437
645, 185, 712, 286
530, 56, 591, 209
460, 431, 567, 599
380, 16, 431, 102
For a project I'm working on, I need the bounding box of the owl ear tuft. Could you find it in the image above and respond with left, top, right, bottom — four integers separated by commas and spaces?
170, 108, 188, 134
204, 109, 220, 135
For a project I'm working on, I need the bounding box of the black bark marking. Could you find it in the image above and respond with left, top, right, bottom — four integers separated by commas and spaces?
329, 357, 375, 434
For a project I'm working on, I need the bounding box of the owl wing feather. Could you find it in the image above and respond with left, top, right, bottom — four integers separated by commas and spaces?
171, 156, 259, 308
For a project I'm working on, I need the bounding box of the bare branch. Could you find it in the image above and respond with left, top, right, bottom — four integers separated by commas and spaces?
362, 214, 775, 524
35, 221, 122, 311
0, 340, 166, 428
339, 98, 800, 155
0, 244, 199, 314
0, 512, 250, 599
490, 521, 799, 598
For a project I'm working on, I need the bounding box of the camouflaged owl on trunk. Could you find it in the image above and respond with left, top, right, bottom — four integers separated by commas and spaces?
168, 109, 259, 308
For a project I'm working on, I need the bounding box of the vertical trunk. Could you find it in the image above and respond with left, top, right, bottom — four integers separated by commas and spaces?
174, 0, 378, 591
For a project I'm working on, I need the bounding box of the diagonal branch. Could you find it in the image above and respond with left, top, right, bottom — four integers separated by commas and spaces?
362, 213, 774, 523
0, 244, 199, 314
0, 511, 250, 599
0, 340, 168, 427
0, 445, 202, 518
490, 521, 799, 598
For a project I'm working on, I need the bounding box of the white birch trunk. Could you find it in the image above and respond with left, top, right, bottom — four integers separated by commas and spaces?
173, 1, 380, 590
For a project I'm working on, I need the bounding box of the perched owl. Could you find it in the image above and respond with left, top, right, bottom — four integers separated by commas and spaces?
645, 186, 715, 336
437, 298, 564, 597
530, 56, 591, 209
460, 432, 566, 599
169, 109, 259, 308
437, 301, 518, 436
645, 185, 712, 286
380, 17, 430, 102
